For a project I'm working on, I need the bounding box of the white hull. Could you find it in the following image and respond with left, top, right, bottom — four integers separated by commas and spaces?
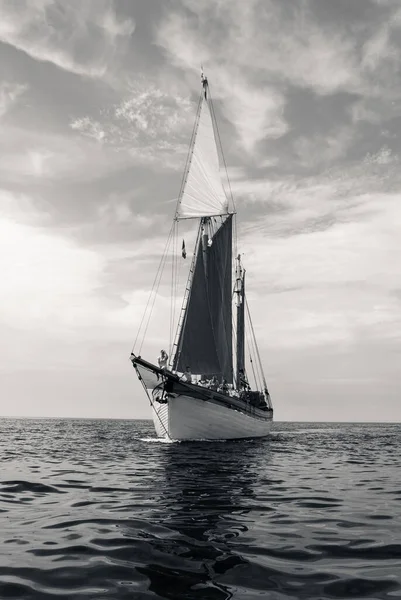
150, 393, 272, 441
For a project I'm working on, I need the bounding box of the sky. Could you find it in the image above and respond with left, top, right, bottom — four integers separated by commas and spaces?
1, 0, 400, 421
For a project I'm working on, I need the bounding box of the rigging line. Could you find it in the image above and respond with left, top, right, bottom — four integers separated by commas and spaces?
246, 319, 261, 391
171, 221, 181, 358
140, 237, 172, 353
173, 220, 178, 350
248, 350, 258, 390
174, 90, 203, 219
244, 297, 260, 390
207, 84, 236, 212
207, 83, 238, 262
246, 300, 263, 388
132, 222, 174, 354
139, 248, 170, 355
169, 220, 175, 356
245, 297, 268, 391
170, 221, 177, 356
249, 307, 263, 390
135, 367, 171, 440
173, 226, 183, 354
170, 220, 179, 355
137, 225, 174, 354
171, 221, 202, 370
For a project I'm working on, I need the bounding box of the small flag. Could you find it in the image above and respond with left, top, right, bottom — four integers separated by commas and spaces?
182, 239, 186, 259
201, 66, 208, 99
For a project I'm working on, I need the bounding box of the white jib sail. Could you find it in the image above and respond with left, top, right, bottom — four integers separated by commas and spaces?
177, 97, 229, 219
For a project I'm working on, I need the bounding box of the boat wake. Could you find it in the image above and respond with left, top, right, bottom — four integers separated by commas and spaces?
139, 437, 179, 444
140, 437, 232, 443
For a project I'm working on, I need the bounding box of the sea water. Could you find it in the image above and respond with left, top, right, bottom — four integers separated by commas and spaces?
0, 419, 400, 599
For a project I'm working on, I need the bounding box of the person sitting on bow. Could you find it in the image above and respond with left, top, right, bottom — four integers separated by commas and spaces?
158, 349, 168, 370
181, 366, 192, 383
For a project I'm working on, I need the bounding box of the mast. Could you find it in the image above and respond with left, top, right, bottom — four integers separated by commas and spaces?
235, 254, 245, 388
201, 217, 211, 276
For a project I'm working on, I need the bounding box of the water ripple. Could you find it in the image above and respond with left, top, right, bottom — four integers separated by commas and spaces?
0, 419, 400, 599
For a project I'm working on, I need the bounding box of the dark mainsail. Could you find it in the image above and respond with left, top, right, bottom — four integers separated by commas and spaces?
174, 215, 233, 382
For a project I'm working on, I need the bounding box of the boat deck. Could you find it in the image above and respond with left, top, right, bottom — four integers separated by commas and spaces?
131, 355, 273, 422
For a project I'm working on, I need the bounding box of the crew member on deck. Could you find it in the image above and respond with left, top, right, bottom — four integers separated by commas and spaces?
199, 374, 208, 387
208, 375, 218, 390
158, 349, 168, 369
239, 368, 250, 391
181, 366, 192, 383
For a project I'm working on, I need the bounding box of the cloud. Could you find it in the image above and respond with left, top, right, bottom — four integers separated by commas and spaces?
215, 74, 288, 153
364, 146, 398, 165
0, 0, 135, 77
361, 5, 401, 71
230, 154, 401, 351
0, 81, 27, 118
0, 124, 134, 184
114, 84, 192, 137
0, 214, 103, 335
0, 186, 188, 336
70, 80, 195, 169
155, 1, 365, 153
0, 206, 148, 346
0, 187, 188, 395
2, 0, 401, 420
157, 0, 360, 94
156, 9, 289, 154
155, 0, 401, 159
241, 217, 401, 354
70, 117, 106, 142
0, 188, 49, 225
292, 126, 354, 170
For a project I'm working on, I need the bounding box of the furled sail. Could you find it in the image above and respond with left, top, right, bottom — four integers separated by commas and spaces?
174, 215, 233, 381
177, 95, 229, 219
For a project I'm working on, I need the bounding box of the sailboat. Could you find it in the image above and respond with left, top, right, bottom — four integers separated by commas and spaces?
130, 73, 273, 440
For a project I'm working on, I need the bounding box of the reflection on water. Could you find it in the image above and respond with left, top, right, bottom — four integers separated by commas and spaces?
0, 418, 400, 599
138, 441, 264, 599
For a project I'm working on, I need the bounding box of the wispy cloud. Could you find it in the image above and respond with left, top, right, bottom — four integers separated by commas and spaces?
240, 205, 401, 354
0, 81, 27, 118
0, 213, 103, 335
70, 80, 194, 169
0, 125, 133, 184
0, 0, 134, 77
233, 147, 401, 236
155, 0, 401, 161
156, 9, 288, 154
292, 126, 355, 170
230, 149, 401, 353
